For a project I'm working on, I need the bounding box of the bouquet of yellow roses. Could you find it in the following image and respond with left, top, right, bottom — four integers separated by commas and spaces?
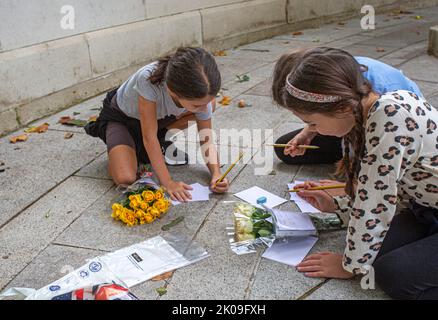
111, 175, 171, 227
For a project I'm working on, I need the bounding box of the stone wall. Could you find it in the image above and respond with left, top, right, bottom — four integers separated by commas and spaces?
1, 0, 438, 135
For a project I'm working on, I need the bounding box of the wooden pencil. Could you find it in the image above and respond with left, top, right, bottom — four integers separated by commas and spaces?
213, 151, 244, 188
288, 184, 346, 193
266, 144, 320, 149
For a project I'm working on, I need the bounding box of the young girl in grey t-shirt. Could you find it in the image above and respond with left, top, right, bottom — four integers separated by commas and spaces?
86, 47, 229, 202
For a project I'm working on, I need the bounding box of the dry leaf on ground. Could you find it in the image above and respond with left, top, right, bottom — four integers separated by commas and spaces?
64, 132, 74, 139
213, 50, 227, 56
9, 134, 28, 144
218, 96, 232, 106
151, 270, 174, 281
24, 123, 49, 133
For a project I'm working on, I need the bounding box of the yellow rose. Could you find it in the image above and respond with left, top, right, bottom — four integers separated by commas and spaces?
128, 195, 140, 209
140, 201, 149, 211
142, 190, 155, 202
112, 203, 123, 211
135, 209, 146, 219
154, 190, 164, 200
153, 199, 169, 213
123, 208, 137, 226
147, 207, 160, 219
144, 213, 155, 224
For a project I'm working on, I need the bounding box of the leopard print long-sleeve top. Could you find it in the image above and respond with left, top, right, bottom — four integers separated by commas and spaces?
333, 90, 438, 275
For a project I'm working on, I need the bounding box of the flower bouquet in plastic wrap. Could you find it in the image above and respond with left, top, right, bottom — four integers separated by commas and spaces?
227, 202, 276, 254
227, 198, 318, 255
111, 169, 171, 227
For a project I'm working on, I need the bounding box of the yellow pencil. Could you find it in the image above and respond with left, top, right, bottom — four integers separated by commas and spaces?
213, 151, 245, 188
267, 144, 320, 149
288, 184, 346, 193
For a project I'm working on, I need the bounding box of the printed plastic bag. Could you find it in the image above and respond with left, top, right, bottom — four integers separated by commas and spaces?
50, 283, 138, 300
3, 233, 209, 300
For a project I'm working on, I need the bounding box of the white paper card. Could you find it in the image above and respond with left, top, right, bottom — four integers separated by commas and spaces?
288, 181, 321, 213
262, 236, 318, 266
172, 183, 212, 205
234, 186, 287, 209
272, 209, 316, 231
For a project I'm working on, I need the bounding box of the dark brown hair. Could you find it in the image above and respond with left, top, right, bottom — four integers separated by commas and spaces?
272, 47, 373, 199
149, 47, 221, 99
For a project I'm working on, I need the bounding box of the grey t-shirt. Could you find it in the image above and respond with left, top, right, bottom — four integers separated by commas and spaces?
116, 62, 212, 121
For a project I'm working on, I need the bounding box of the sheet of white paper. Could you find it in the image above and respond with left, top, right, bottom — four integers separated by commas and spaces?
288, 181, 321, 213
234, 186, 287, 209
272, 209, 315, 231
172, 183, 212, 205
262, 236, 318, 266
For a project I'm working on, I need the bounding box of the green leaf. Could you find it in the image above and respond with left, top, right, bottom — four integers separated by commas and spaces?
161, 216, 184, 231
258, 229, 272, 237
236, 74, 250, 83
156, 287, 167, 296
67, 119, 88, 127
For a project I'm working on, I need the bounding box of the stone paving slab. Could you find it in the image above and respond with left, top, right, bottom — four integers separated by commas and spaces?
6, 244, 107, 291
305, 278, 390, 300
0, 130, 106, 227
27, 93, 106, 134
248, 230, 345, 300
398, 54, 438, 82
0, 176, 113, 290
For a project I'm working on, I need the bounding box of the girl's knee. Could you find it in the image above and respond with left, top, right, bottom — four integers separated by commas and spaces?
111, 170, 137, 186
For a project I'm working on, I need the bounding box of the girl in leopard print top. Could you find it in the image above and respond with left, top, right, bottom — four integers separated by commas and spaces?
272, 47, 438, 300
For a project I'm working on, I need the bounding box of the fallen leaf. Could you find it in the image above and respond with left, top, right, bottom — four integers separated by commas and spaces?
0, 161, 4, 166
292, 31, 303, 36
156, 287, 167, 296
338, 22, 346, 26
45, 209, 51, 219
161, 216, 184, 231
90, 107, 102, 111
24, 123, 49, 133
376, 47, 386, 52
151, 270, 174, 281
64, 132, 74, 139
58, 116, 88, 127
9, 134, 28, 144
236, 74, 250, 83
268, 170, 277, 176
73, 112, 81, 116
58, 116, 72, 124
218, 96, 232, 106
88, 115, 98, 122
414, 15, 422, 19
213, 50, 227, 56
312, 39, 320, 43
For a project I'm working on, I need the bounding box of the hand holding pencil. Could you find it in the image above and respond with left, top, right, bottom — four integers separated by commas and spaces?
291, 180, 346, 197
277, 132, 317, 157
210, 152, 244, 193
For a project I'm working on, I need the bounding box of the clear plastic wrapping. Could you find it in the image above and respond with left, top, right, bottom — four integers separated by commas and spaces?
2, 233, 209, 300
